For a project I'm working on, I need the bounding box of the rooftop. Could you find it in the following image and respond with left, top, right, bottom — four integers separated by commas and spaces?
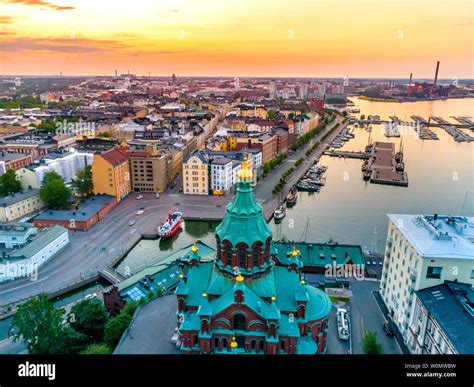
388, 214, 474, 260
34, 195, 115, 222
416, 281, 474, 354
8, 225, 68, 261
0, 189, 40, 207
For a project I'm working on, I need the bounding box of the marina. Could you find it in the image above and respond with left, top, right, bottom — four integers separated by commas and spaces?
295, 164, 328, 192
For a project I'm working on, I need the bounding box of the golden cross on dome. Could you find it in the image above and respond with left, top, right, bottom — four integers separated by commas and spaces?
191, 241, 198, 254
237, 157, 253, 181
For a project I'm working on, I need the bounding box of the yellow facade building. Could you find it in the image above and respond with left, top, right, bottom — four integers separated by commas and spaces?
92, 148, 131, 201
182, 153, 209, 195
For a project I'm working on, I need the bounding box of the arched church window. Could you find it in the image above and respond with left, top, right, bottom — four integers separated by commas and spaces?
233, 313, 246, 330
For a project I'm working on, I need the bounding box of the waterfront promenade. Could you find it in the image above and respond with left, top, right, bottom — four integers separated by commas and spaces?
0, 117, 345, 310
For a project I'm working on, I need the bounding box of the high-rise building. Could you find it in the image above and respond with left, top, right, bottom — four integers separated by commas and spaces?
380, 214, 474, 343
269, 80, 276, 99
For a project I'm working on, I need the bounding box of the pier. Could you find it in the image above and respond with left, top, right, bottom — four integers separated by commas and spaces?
324, 150, 368, 159
363, 142, 408, 187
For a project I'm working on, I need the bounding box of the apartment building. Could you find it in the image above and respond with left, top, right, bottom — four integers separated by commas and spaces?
182, 153, 209, 195
0, 189, 44, 222
0, 152, 33, 176
408, 281, 474, 354
129, 152, 168, 193
92, 148, 131, 201
380, 214, 474, 343
16, 149, 94, 189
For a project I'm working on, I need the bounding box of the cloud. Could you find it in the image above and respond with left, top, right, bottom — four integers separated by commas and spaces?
3, 0, 75, 11
0, 15, 15, 23
0, 36, 127, 53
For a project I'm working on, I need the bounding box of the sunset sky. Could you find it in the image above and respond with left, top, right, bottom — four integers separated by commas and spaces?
0, 0, 472, 78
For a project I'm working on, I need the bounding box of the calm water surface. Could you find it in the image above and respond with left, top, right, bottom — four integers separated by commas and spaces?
118, 97, 473, 273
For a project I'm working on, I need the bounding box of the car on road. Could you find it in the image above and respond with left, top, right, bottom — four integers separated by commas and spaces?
136, 210, 144, 215
382, 321, 395, 337
129, 219, 136, 226
136, 195, 143, 200
84, 293, 97, 300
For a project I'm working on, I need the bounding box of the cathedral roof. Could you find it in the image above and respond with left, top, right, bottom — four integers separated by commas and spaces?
215, 179, 272, 248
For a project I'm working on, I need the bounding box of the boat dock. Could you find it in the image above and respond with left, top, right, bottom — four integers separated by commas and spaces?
452, 116, 474, 128
351, 115, 472, 129
417, 126, 439, 140
363, 142, 408, 187
324, 150, 368, 159
442, 126, 473, 142
431, 116, 451, 125
410, 115, 428, 124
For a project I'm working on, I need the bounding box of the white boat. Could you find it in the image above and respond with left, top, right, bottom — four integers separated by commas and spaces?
157, 211, 183, 238
336, 308, 350, 340
274, 206, 286, 221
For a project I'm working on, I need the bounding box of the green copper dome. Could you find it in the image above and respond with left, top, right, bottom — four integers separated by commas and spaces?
215, 180, 272, 248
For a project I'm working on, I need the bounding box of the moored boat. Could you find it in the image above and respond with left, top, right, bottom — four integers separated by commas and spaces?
158, 211, 183, 238
286, 188, 298, 206
274, 206, 286, 221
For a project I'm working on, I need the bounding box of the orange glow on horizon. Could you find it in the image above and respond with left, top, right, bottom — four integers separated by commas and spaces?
0, 0, 472, 78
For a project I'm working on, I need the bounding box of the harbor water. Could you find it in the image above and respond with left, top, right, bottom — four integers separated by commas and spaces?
117, 97, 473, 272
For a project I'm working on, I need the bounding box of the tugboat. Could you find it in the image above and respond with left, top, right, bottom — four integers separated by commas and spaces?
286, 187, 298, 207
157, 211, 183, 238
274, 206, 286, 222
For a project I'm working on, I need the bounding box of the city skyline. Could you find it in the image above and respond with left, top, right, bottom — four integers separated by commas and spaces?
0, 0, 472, 78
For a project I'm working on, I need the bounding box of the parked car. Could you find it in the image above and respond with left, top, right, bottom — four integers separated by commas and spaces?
136, 195, 143, 200
382, 321, 395, 337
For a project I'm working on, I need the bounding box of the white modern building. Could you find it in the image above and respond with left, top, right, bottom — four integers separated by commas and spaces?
380, 214, 474, 344
16, 149, 94, 188
0, 225, 69, 282
209, 156, 234, 194
0, 223, 36, 249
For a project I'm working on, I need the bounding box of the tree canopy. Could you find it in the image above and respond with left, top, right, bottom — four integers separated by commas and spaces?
363, 330, 383, 354
0, 169, 22, 197
72, 165, 93, 197
11, 294, 65, 354
39, 171, 71, 209
69, 299, 109, 343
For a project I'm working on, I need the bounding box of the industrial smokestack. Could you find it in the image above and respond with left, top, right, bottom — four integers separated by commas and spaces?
409, 73, 412, 85
434, 61, 440, 86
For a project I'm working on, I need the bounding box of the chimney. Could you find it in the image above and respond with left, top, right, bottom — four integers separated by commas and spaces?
434, 61, 440, 86
409, 73, 412, 85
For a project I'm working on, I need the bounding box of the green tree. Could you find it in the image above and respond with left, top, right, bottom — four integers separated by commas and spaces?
69, 299, 109, 343
363, 331, 382, 354
266, 109, 279, 120
80, 343, 112, 355
122, 300, 138, 317
11, 294, 64, 354
104, 313, 132, 348
0, 169, 22, 197
56, 326, 89, 354
40, 171, 71, 209
72, 165, 94, 197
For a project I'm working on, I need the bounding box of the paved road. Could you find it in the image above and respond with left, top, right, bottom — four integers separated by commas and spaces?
0, 337, 27, 354
349, 279, 402, 354
0, 116, 345, 309
255, 116, 346, 218
114, 294, 178, 354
